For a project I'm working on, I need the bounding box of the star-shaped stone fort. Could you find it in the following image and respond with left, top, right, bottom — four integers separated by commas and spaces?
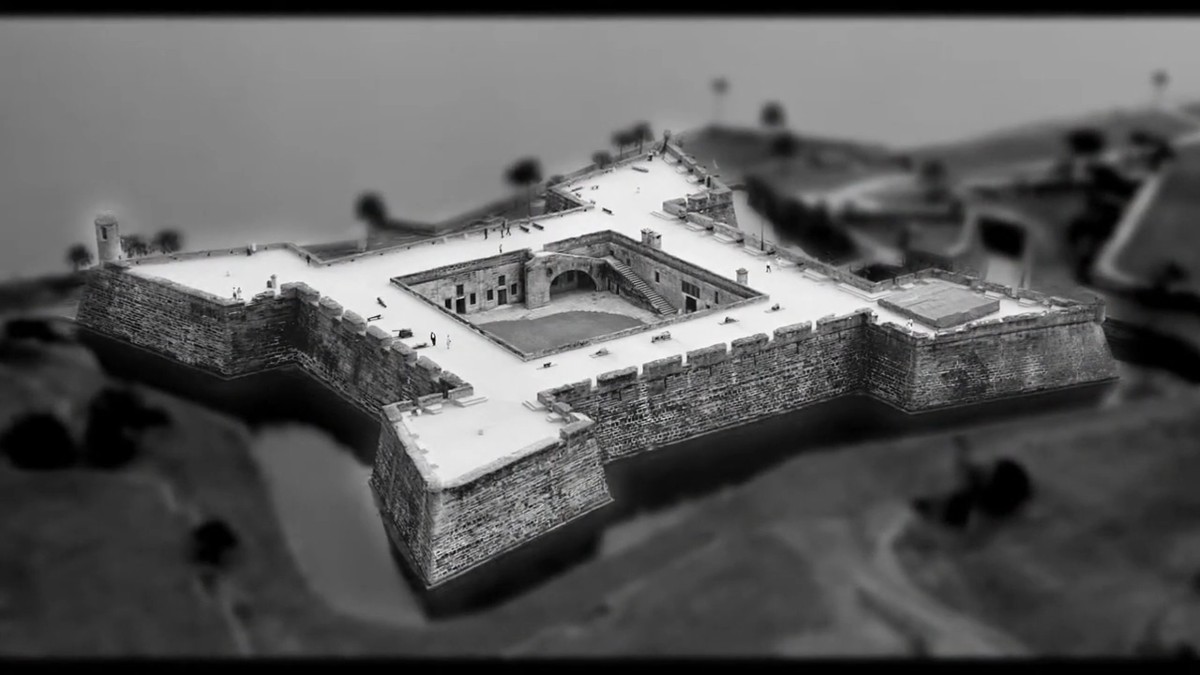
77, 142, 1118, 589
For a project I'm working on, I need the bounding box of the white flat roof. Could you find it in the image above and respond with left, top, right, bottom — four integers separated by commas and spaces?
129, 157, 1057, 484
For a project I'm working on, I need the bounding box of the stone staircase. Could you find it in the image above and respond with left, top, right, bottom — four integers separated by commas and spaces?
604, 257, 676, 315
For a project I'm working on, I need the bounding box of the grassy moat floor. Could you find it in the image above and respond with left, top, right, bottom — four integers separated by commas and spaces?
2, 301, 1200, 655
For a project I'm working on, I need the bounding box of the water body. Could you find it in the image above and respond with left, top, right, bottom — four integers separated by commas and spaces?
251, 424, 426, 627
9, 20, 1200, 279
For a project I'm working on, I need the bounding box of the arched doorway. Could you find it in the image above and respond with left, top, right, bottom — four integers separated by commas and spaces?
549, 269, 598, 298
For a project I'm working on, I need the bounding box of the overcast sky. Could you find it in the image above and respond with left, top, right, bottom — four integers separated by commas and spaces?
3, 19, 1199, 278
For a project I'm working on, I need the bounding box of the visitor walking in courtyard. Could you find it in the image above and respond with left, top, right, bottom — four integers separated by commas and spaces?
499, 244, 503, 254
446, 334, 451, 349
766, 263, 772, 273
430, 331, 437, 347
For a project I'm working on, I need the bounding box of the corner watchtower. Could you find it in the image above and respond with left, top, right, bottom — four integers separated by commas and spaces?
94, 212, 123, 263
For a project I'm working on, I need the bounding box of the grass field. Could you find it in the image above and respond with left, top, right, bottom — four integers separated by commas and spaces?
478, 310, 644, 353
906, 106, 1196, 181
0, 469, 239, 655
675, 125, 894, 194
893, 391, 1200, 655
3, 311, 1198, 656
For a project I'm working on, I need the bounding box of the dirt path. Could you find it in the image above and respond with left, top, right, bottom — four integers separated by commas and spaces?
859, 504, 1030, 657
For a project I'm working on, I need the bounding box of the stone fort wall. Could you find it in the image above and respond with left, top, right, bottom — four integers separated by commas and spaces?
77, 260, 1117, 589
538, 305, 1117, 462
370, 402, 611, 587
77, 264, 471, 417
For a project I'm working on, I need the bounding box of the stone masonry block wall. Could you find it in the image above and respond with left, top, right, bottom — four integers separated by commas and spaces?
371, 406, 611, 586
401, 254, 529, 315
545, 231, 761, 313
78, 267, 465, 418
78, 265, 242, 375
370, 407, 438, 575
904, 307, 1118, 409
541, 312, 870, 462
290, 291, 454, 416
425, 415, 610, 584
539, 305, 1117, 462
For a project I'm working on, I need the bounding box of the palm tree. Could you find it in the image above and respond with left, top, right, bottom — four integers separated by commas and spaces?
760, 101, 786, 130
631, 121, 654, 154
67, 243, 92, 271
1152, 69, 1170, 108
152, 230, 183, 254
770, 132, 800, 175
592, 151, 613, 169
505, 157, 543, 218
711, 77, 729, 125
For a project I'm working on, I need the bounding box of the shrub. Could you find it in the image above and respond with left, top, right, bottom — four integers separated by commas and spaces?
4, 318, 74, 344
82, 387, 171, 469
0, 413, 79, 470
978, 458, 1034, 519
941, 488, 975, 530
190, 519, 241, 569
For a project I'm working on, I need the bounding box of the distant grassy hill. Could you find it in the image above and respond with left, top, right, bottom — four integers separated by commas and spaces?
674, 125, 895, 190
904, 106, 1198, 180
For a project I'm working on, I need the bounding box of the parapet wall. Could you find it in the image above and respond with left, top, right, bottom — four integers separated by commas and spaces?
77, 265, 469, 419
538, 304, 1117, 462
370, 403, 611, 587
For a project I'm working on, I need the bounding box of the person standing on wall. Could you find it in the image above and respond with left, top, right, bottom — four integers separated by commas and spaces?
430, 331, 437, 347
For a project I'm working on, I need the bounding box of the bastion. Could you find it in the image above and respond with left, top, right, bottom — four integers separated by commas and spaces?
75, 144, 1119, 589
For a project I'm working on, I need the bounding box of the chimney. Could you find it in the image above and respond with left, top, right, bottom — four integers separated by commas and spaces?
736, 268, 748, 285
641, 228, 662, 250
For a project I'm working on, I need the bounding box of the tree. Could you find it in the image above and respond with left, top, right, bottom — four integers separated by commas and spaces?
67, 243, 92, 271
505, 157, 544, 218
152, 230, 183, 255
1065, 128, 1108, 160
918, 159, 949, 202
770, 132, 800, 175
190, 518, 241, 570
711, 77, 729, 125
1, 413, 79, 470
941, 488, 975, 530
82, 387, 171, 470
4, 318, 74, 344
978, 458, 1034, 518
121, 234, 149, 258
547, 174, 565, 187
631, 121, 654, 154
592, 151, 613, 169
760, 101, 786, 130
355, 192, 389, 228
612, 129, 638, 158
894, 155, 915, 172
1152, 69, 1170, 107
